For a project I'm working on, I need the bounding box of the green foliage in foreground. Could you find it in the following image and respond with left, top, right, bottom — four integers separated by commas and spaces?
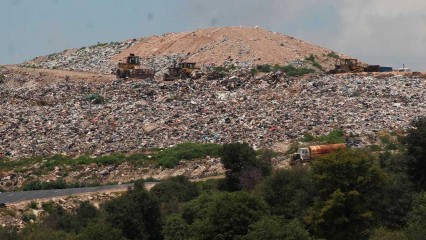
259, 165, 314, 220
221, 143, 272, 191
404, 117, 426, 190
307, 149, 384, 240
156, 143, 222, 168
104, 185, 163, 240
176, 191, 269, 239
243, 217, 311, 240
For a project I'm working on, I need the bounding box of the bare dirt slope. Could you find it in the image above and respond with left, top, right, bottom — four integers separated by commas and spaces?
114, 26, 343, 70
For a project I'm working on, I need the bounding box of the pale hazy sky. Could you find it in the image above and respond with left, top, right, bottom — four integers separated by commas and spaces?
1, 0, 426, 70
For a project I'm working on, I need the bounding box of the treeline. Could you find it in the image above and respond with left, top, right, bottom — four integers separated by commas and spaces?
1, 117, 426, 239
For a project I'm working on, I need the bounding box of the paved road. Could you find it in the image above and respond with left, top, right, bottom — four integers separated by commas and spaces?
0, 184, 134, 204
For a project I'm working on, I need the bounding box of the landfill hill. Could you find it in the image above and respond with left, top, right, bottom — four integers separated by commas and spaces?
23, 26, 346, 74
113, 26, 344, 69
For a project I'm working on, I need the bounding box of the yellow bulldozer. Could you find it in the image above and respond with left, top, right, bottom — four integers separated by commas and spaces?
163, 62, 202, 81
116, 53, 155, 79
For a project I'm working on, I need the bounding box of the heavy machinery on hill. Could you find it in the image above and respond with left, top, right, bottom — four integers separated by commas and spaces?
163, 62, 202, 81
115, 53, 155, 79
329, 58, 365, 74
290, 143, 346, 165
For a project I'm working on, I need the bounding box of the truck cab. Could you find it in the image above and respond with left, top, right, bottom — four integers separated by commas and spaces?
297, 148, 310, 161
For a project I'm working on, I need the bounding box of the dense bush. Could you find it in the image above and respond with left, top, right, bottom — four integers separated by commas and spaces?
221, 142, 271, 191
103, 186, 163, 240
151, 176, 199, 215
260, 166, 314, 219
156, 143, 221, 168
404, 117, 426, 190
178, 191, 269, 239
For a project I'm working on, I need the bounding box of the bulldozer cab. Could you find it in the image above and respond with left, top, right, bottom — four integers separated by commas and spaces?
116, 53, 155, 79
178, 62, 196, 69
127, 54, 140, 65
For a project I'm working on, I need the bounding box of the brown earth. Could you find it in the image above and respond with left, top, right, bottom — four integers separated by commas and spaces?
113, 26, 347, 70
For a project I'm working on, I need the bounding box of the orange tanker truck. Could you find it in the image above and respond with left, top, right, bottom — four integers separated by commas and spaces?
291, 143, 346, 165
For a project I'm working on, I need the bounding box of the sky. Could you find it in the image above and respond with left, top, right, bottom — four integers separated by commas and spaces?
1, 0, 426, 70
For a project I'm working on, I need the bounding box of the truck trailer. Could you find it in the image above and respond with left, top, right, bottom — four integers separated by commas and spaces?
291, 143, 346, 165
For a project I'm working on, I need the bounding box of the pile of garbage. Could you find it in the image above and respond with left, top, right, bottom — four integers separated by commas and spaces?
1, 68, 425, 158
21, 39, 139, 74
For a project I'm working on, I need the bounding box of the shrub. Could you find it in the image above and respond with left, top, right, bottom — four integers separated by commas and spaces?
305, 54, 323, 70
85, 93, 104, 104
327, 51, 340, 59
29, 201, 38, 209
305, 54, 316, 62
281, 65, 314, 77
22, 212, 36, 223
312, 61, 323, 70
156, 143, 221, 168
255, 64, 272, 73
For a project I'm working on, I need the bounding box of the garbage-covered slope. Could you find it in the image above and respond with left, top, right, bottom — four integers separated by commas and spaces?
22, 27, 346, 74
1, 65, 425, 158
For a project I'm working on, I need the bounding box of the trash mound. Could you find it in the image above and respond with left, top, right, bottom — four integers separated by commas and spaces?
115, 26, 344, 71
0, 66, 425, 158
20, 26, 348, 75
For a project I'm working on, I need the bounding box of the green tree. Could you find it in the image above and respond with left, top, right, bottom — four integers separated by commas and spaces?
103, 187, 162, 240
307, 149, 384, 240
376, 152, 414, 229
369, 228, 407, 240
404, 117, 426, 190
405, 192, 426, 240
39, 203, 79, 233
151, 176, 199, 215
162, 215, 189, 240
75, 201, 98, 228
151, 176, 199, 203
220, 143, 271, 191
243, 216, 311, 240
77, 222, 126, 240
182, 191, 269, 239
20, 226, 76, 240
260, 166, 314, 219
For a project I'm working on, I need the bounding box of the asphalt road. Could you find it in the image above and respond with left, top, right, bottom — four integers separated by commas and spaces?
0, 184, 135, 204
